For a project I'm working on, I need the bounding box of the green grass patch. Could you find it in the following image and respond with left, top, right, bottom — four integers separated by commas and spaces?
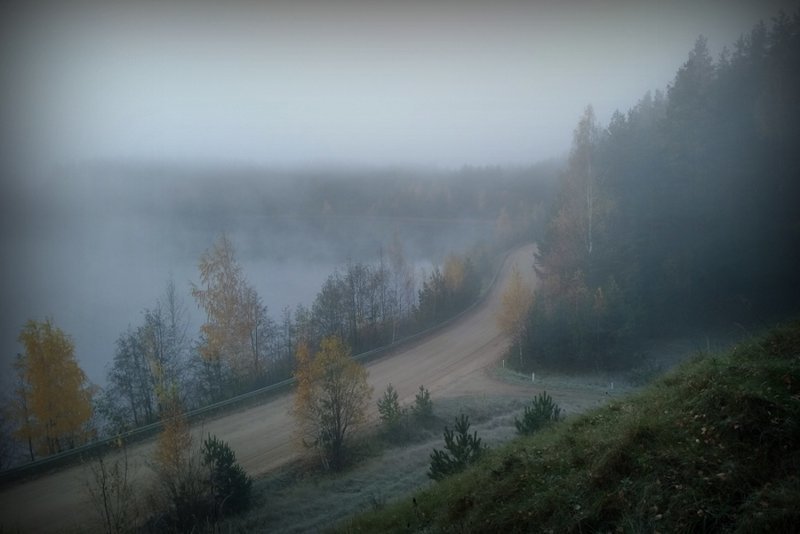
338, 320, 800, 533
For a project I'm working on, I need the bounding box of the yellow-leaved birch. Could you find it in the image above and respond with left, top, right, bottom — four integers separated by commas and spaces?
497, 267, 535, 367
191, 234, 269, 397
292, 337, 372, 470
14, 319, 94, 456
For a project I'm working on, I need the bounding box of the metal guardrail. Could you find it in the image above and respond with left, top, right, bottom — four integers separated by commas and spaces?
0, 375, 297, 485
0, 247, 514, 486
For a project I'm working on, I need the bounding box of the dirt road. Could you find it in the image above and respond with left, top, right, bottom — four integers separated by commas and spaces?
0, 244, 567, 532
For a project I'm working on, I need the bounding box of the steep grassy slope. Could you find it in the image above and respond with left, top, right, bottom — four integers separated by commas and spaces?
340, 321, 800, 533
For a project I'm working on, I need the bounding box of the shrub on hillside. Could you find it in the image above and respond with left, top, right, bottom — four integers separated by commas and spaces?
428, 414, 485, 481
147, 414, 252, 531
377, 384, 405, 430
201, 434, 253, 518
514, 391, 561, 435
411, 385, 433, 420
85, 440, 137, 534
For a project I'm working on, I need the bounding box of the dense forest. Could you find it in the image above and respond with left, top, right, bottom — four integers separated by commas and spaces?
523, 13, 800, 371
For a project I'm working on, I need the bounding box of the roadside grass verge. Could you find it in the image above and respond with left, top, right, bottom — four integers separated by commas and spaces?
338, 320, 800, 533
492, 365, 635, 393
213, 395, 536, 533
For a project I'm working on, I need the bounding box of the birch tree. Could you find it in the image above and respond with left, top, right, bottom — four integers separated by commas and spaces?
292, 337, 372, 470
100, 279, 191, 432
192, 234, 271, 398
387, 235, 416, 341
13, 319, 94, 456
496, 266, 535, 367
151, 389, 203, 531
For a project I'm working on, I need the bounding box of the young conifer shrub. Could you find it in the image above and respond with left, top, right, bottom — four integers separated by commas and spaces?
377, 384, 405, 429
428, 414, 484, 481
514, 391, 562, 436
201, 434, 253, 517
411, 385, 433, 420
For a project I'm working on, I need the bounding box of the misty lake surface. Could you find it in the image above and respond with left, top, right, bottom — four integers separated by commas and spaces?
3, 207, 492, 386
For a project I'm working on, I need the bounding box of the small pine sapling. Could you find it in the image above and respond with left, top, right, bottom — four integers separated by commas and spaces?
514, 391, 562, 436
428, 414, 485, 481
201, 434, 253, 517
377, 383, 405, 429
411, 385, 433, 420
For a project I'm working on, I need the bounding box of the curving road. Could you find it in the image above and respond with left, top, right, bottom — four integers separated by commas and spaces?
0, 244, 538, 532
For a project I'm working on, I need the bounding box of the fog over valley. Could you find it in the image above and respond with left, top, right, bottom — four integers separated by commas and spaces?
2, 164, 511, 385
1, 0, 791, 385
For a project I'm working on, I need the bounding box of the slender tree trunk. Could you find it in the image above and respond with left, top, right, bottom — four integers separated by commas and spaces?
587, 158, 593, 256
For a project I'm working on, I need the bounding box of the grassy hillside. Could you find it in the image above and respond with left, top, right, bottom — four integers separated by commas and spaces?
339, 321, 800, 533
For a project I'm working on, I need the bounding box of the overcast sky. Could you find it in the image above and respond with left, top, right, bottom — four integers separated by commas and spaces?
2, 0, 795, 173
